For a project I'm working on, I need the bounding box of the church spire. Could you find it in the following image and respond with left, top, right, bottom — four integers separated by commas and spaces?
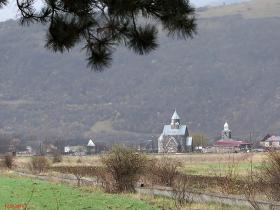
172, 109, 180, 120
222, 122, 231, 139
171, 109, 180, 129
224, 122, 229, 131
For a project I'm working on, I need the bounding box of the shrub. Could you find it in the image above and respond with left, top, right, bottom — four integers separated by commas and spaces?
260, 151, 280, 201
52, 153, 63, 163
172, 174, 193, 207
51, 165, 102, 187
148, 156, 181, 186
30, 156, 50, 173
101, 145, 148, 193
3, 155, 14, 169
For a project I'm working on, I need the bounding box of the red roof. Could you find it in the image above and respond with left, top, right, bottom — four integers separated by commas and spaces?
214, 139, 251, 147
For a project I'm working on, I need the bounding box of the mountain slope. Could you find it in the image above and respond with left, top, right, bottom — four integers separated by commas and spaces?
0, 0, 279, 142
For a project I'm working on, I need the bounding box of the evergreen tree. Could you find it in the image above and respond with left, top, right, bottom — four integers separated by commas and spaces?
0, 0, 7, 8
13, 0, 196, 70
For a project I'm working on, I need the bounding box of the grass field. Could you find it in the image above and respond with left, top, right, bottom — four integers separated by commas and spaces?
15, 152, 267, 177
0, 175, 158, 210
0, 174, 250, 210
178, 153, 265, 176
182, 161, 263, 176
151, 152, 266, 176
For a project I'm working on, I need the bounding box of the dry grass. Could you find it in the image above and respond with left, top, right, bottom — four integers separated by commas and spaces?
199, 0, 280, 19
14, 153, 266, 177
148, 153, 266, 176
150, 153, 266, 163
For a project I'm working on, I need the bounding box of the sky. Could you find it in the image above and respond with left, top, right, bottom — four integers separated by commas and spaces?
0, 0, 250, 22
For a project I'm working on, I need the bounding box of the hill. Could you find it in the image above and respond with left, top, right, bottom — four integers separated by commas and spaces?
0, 0, 279, 142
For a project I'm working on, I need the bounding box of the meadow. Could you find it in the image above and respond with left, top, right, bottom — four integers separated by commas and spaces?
15, 152, 267, 177
0, 151, 275, 209
0, 174, 251, 210
0, 174, 157, 210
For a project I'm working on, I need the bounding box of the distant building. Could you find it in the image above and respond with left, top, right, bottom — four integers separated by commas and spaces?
64, 146, 71, 153
221, 122, 231, 139
260, 135, 280, 149
64, 145, 87, 156
16, 146, 34, 156
214, 122, 251, 152
158, 110, 189, 153
138, 140, 156, 153
87, 139, 96, 155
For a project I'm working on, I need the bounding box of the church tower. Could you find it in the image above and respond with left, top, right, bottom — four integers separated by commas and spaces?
171, 110, 180, 129
158, 110, 189, 153
221, 122, 231, 139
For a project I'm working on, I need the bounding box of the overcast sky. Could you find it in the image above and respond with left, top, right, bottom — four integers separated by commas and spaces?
0, 0, 250, 22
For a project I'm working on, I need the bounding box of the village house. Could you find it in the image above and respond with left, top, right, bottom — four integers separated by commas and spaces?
158, 110, 190, 153
64, 145, 87, 156
260, 135, 280, 149
87, 139, 96, 155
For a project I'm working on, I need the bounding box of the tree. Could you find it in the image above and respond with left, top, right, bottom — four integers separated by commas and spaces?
6, 0, 196, 71
191, 133, 208, 148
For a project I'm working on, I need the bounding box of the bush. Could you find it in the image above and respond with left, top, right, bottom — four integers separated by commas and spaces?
51, 165, 102, 187
3, 155, 14, 169
172, 174, 193, 207
30, 156, 50, 173
52, 153, 63, 163
260, 151, 280, 201
148, 157, 181, 186
101, 145, 148, 193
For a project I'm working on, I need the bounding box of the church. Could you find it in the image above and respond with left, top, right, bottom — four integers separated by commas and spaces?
158, 110, 189, 153
214, 122, 251, 151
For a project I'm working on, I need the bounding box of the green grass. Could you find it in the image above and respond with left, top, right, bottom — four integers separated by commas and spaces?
0, 175, 158, 210
128, 194, 251, 210
0, 175, 251, 210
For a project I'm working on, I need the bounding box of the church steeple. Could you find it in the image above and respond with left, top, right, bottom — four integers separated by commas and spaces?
224, 122, 229, 131
171, 109, 180, 129
222, 122, 231, 139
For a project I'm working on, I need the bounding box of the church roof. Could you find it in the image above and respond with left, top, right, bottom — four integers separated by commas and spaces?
171, 110, 180, 120
87, 139, 96, 147
264, 136, 280, 142
215, 139, 251, 147
162, 125, 188, 136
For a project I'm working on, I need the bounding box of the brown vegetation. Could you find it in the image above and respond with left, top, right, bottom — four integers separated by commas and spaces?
52, 153, 63, 163
30, 156, 50, 173
51, 165, 103, 187
172, 174, 193, 207
147, 156, 181, 186
3, 155, 14, 169
259, 151, 280, 201
101, 145, 148, 193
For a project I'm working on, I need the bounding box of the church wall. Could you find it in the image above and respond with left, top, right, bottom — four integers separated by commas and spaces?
158, 135, 187, 153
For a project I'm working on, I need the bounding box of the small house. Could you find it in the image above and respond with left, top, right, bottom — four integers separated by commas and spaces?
260, 135, 280, 149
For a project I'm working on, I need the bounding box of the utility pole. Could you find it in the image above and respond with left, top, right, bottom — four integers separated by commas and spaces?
250, 132, 252, 142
